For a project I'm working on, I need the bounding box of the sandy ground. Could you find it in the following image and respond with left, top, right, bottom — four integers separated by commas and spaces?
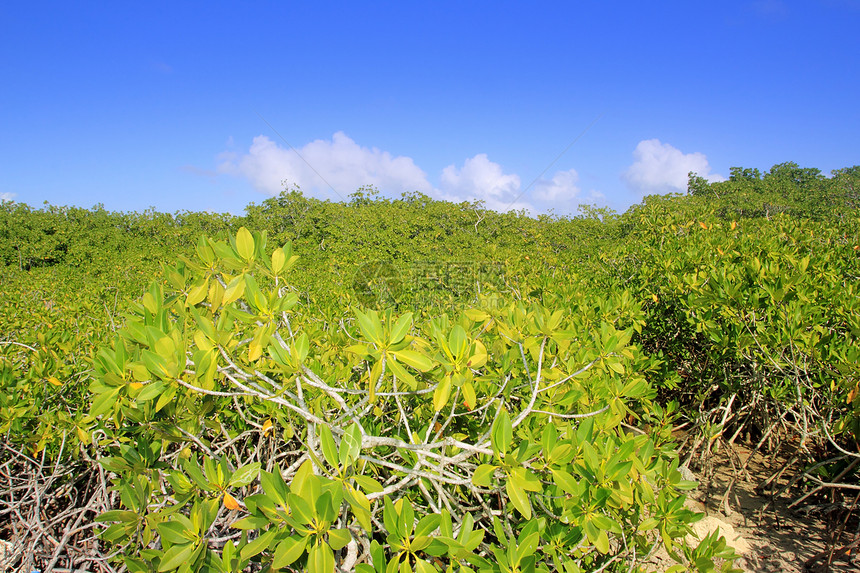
647, 441, 860, 572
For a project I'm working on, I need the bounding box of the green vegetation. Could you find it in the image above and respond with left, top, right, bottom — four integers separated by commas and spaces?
1, 163, 858, 572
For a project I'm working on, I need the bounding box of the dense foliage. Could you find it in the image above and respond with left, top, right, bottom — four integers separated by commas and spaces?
1, 162, 858, 572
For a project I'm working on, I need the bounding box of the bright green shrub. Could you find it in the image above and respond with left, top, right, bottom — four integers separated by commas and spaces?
612, 195, 860, 489
90, 228, 736, 573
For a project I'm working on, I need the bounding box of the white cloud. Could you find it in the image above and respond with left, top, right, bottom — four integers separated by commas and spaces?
0, 192, 16, 203
437, 154, 532, 212
217, 132, 432, 200
217, 132, 598, 214
532, 169, 581, 202
623, 139, 725, 194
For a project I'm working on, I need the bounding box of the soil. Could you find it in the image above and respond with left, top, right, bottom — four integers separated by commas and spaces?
647, 440, 860, 572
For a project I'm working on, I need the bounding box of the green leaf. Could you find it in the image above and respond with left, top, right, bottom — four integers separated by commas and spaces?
472, 464, 497, 487
228, 462, 261, 488
396, 497, 414, 538
411, 535, 432, 552
464, 308, 490, 322
154, 384, 176, 412
467, 340, 488, 368
293, 332, 309, 362
89, 386, 121, 417
328, 528, 352, 551
491, 408, 512, 454
288, 492, 314, 525
221, 540, 237, 568
515, 530, 540, 562
506, 477, 531, 519
345, 486, 372, 531
346, 344, 371, 358
158, 543, 194, 572
154, 335, 176, 360
415, 514, 441, 538
291, 459, 315, 499
97, 348, 122, 376
186, 279, 209, 306
591, 514, 619, 533
382, 496, 398, 537
124, 557, 149, 573
308, 542, 335, 573
355, 309, 384, 346
511, 467, 542, 493
541, 423, 557, 458
318, 424, 339, 469
389, 312, 412, 345
95, 510, 140, 523
157, 521, 194, 545
142, 292, 159, 315
272, 535, 308, 568
239, 528, 276, 561
433, 375, 452, 412
387, 359, 418, 391
448, 325, 468, 359
141, 350, 170, 380
136, 379, 165, 402
608, 360, 625, 375
222, 275, 246, 306
315, 490, 337, 524
230, 515, 269, 530
594, 529, 610, 554
584, 519, 599, 545
182, 459, 215, 492
551, 469, 580, 497
340, 422, 363, 468
391, 349, 434, 372
352, 474, 383, 493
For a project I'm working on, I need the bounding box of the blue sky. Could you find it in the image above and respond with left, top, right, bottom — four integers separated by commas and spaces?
1, 1, 858, 216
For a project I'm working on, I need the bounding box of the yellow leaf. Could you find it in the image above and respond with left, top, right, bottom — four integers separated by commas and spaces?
699, 221, 708, 230
731, 220, 737, 230
248, 339, 263, 362
433, 375, 452, 412
223, 493, 241, 511
194, 330, 213, 351
223, 275, 246, 306
462, 381, 477, 410
262, 419, 273, 436
651, 294, 658, 303
142, 292, 158, 314
186, 279, 209, 306
236, 227, 255, 261
131, 365, 150, 382
47, 376, 62, 387
208, 280, 225, 309
271, 248, 286, 274
76, 426, 90, 444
